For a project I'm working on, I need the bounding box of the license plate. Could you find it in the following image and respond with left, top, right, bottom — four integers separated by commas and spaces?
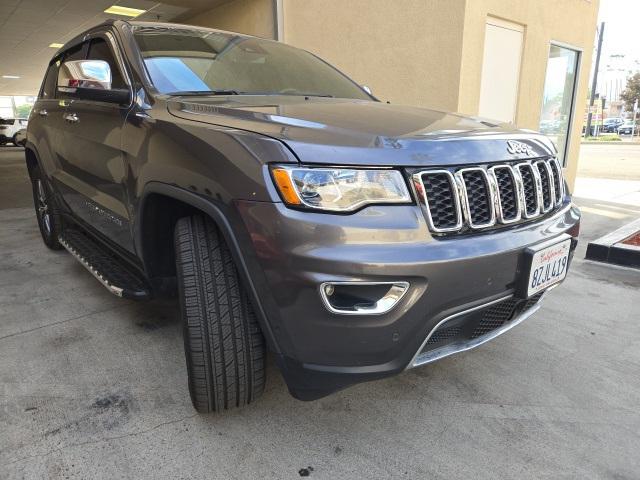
524, 238, 572, 298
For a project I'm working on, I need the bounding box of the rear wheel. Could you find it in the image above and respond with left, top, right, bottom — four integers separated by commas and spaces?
174, 215, 265, 413
31, 166, 63, 250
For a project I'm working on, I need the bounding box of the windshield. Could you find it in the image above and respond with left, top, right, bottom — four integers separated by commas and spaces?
133, 25, 371, 100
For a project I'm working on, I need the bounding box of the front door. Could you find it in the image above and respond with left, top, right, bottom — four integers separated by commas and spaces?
54, 34, 134, 252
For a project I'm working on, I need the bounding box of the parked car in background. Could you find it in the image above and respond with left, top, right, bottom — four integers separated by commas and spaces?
602, 117, 623, 133
0, 118, 28, 145
13, 128, 27, 147
618, 120, 637, 135
539, 119, 561, 135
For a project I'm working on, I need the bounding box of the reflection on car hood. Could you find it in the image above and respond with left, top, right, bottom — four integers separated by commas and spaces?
168, 95, 556, 166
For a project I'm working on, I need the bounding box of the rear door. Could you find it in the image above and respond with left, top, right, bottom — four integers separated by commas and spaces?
28, 56, 67, 185
55, 33, 135, 251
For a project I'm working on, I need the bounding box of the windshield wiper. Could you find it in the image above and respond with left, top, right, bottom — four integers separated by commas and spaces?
167, 90, 240, 96
166, 90, 335, 98
283, 92, 334, 98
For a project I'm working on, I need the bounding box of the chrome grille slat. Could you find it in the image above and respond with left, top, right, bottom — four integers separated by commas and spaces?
412, 170, 462, 233
456, 167, 496, 229
548, 158, 565, 205
417, 157, 565, 234
488, 165, 521, 224
515, 163, 541, 219
534, 160, 554, 213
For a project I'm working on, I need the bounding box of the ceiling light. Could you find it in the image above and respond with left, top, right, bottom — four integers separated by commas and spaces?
104, 5, 146, 17
2, 75, 20, 79
49, 43, 64, 48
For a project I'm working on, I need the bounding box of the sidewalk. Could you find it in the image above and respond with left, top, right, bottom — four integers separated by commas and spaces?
573, 142, 640, 267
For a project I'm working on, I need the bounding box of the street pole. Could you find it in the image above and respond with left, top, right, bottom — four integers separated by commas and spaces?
586, 22, 605, 137
633, 99, 638, 139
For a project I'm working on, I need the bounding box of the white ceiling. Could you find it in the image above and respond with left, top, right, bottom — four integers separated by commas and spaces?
0, 0, 217, 95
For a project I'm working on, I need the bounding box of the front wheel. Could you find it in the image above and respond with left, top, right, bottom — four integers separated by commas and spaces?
31, 166, 63, 250
174, 215, 266, 413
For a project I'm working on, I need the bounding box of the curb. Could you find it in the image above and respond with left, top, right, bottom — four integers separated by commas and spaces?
585, 218, 640, 269
580, 141, 640, 145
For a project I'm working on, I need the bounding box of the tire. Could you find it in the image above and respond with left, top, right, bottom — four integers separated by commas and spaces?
174, 215, 265, 413
31, 166, 63, 250
12, 134, 18, 146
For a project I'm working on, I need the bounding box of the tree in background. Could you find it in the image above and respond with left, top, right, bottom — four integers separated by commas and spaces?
620, 72, 640, 113
15, 104, 32, 118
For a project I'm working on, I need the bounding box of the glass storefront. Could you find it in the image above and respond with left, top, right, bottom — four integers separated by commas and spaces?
0, 96, 36, 119
539, 44, 580, 166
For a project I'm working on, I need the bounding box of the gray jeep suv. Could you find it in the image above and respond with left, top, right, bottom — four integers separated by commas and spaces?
26, 20, 580, 413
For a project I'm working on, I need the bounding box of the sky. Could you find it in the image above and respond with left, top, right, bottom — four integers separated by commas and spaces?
587, 0, 640, 101
598, 0, 640, 68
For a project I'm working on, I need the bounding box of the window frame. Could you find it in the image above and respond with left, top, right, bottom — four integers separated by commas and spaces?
53, 30, 133, 107
540, 41, 582, 167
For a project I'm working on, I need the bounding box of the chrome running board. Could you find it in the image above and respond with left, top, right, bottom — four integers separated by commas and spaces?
58, 229, 151, 300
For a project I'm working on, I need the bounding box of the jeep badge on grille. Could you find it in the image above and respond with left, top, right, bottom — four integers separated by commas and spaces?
506, 140, 535, 157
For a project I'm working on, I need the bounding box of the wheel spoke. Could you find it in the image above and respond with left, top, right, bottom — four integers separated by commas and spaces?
37, 180, 46, 204
43, 214, 51, 235
35, 179, 52, 236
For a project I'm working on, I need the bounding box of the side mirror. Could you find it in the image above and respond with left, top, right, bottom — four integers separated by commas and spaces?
57, 60, 130, 105
362, 85, 373, 95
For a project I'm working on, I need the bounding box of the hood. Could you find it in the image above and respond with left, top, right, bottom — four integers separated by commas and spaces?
167, 95, 556, 167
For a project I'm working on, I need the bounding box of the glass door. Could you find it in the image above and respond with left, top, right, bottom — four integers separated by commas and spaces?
539, 44, 581, 166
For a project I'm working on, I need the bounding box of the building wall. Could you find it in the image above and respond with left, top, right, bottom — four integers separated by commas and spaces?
184, 0, 275, 39
282, 0, 467, 112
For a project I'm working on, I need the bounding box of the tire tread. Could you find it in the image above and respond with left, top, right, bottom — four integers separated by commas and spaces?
174, 215, 265, 413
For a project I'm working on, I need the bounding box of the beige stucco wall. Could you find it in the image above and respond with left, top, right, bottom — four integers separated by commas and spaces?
282, 0, 467, 112
457, 0, 600, 188
184, 0, 275, 39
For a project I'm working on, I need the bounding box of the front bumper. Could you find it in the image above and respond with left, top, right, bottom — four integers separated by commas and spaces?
235, 199, 580, 400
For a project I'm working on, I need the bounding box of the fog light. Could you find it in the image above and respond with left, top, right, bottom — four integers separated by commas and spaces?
319, 281, 409, 315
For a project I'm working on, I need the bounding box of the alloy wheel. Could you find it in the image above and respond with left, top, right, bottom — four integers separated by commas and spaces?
36, 179, 52, 237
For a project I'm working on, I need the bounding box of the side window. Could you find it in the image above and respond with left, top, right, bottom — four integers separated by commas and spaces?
40, 59, 60, 99
57, 42, 89, 98
87, 38, 127, 89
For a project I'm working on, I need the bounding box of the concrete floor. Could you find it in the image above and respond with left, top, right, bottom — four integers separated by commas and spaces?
1, 145, 639, 479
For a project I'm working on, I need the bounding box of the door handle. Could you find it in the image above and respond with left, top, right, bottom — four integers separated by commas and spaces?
38, 109, 48, 117
64, 113, 79, 124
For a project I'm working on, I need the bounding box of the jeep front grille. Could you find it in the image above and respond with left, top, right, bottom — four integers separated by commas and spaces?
414, 157, 565, 234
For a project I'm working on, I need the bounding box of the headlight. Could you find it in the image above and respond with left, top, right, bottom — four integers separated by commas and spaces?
271, 166, 411, 212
